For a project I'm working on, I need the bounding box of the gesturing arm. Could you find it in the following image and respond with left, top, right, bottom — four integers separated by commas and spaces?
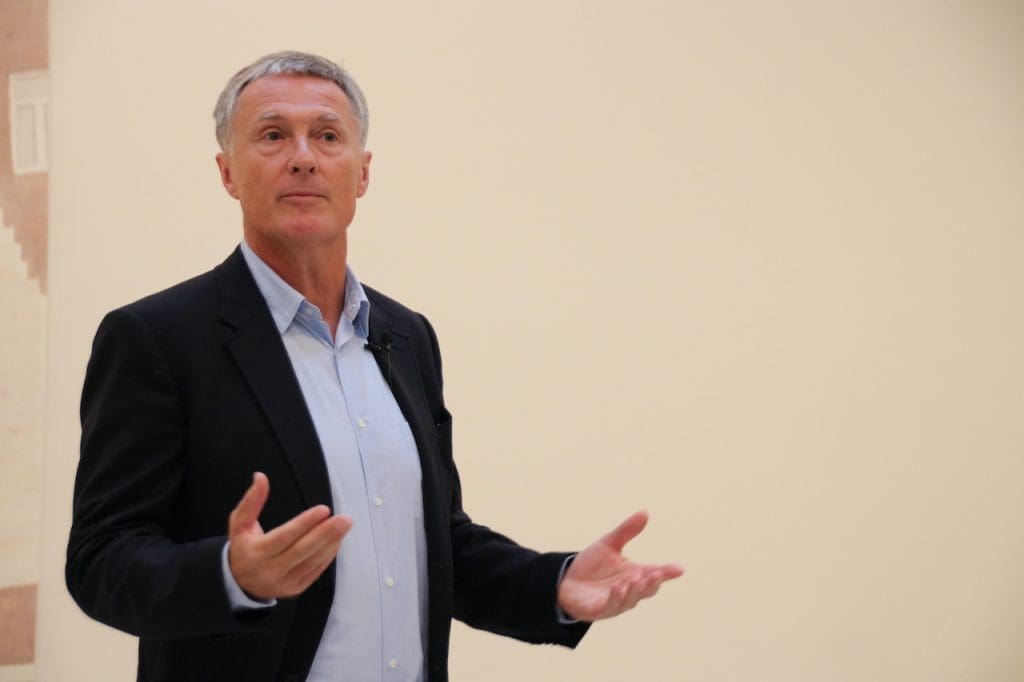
67, 308, 354, 638
67, 308, 240, 638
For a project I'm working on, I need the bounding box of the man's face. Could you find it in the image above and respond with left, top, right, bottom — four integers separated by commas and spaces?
216, 74, 371, 253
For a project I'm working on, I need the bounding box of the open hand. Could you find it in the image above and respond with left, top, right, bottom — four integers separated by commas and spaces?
557, 511, 683, 622
227, 472, 352, 601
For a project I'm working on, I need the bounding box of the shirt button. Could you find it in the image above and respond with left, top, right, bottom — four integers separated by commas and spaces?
385, 577, 395, 588
388, 659, 398, 670
374, 495, 383, 507
357, 417, 367, 429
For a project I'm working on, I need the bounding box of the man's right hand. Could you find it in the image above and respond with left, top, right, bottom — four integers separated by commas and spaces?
227, 472, 352, 601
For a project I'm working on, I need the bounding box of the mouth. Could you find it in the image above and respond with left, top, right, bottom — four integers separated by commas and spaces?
281, 191, 325, 199
280, 191, 326, 204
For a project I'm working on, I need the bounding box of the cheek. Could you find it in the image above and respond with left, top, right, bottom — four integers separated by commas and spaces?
238, 175, 269, 205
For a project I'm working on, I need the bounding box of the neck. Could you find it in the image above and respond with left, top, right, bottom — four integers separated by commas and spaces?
244, 230, 348, 339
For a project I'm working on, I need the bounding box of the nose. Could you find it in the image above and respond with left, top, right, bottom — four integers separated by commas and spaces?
289, 138, 316, 175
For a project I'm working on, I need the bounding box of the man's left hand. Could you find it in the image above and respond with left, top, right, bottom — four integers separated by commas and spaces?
557, 510, 683, 622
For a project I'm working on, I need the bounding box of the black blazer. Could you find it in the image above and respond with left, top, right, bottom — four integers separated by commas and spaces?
67, 248, 588, 682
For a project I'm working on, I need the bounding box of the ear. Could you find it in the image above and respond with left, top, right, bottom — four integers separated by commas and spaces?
216, 152, 240, 200
356, 150, 372, 198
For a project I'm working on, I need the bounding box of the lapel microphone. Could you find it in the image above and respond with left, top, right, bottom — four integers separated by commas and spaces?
364, 332, 393, 386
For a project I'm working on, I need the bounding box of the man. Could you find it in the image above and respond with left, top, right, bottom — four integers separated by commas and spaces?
66, 51, 682, 682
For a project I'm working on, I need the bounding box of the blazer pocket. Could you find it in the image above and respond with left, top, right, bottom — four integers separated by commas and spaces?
433, 413, 456, 511
435, 413, 452, 457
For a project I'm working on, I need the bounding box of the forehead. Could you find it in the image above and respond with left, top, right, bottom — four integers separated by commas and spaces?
233, 74, 354, 127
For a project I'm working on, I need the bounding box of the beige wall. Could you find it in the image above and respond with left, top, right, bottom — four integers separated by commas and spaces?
39, 1, 1024, 680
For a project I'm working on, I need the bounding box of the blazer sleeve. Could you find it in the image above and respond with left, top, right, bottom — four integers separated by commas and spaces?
417, 314, 590, 647
66, 307, 264, 639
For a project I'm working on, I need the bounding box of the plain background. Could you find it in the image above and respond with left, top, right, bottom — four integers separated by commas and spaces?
36, 1, 1024, 680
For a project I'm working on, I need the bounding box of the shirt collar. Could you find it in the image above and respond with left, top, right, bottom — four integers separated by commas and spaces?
239, 240, 370, 339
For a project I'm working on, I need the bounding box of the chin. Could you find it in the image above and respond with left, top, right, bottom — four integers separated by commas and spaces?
279, 220, 346, 243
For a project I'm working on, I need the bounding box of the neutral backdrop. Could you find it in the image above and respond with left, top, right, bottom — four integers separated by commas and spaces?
38, 1, 1024, 680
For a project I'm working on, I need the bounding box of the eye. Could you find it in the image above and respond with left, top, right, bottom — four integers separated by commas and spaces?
262, 130, 284, 141
321, 131, 339, 143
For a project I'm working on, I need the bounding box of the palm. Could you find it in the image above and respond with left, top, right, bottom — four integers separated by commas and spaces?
557, 511, 683, 622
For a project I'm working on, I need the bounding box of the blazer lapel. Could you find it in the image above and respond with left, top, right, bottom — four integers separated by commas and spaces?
213, 248, 333, 511
367, 299, 449, 538
367, 293, 454, 676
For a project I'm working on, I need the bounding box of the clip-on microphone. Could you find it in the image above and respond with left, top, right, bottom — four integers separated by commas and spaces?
364, 332, 393, 386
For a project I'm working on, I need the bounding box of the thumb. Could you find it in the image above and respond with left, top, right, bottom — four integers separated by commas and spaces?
602, 510, 649, 554
229, 472, 269, 536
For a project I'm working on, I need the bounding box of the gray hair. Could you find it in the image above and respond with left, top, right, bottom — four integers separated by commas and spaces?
213, 51, 369, 150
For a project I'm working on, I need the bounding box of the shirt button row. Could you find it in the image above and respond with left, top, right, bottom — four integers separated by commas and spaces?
373, 495, 383, 507
388, 659, 399, 670
357, 417, 367, 429
385, 576, 395, 588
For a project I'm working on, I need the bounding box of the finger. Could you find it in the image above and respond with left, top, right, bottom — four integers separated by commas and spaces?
622, 573, 660, 611
635, 563, 684, 587
229, 472, 270, 536
636, 564, 684, 597
258, 504, 336, 556
276, 514, 352, 569
602, 510, 649, 554
621, 586, 644, 612
637, 581, 661, 602
656, 563, 685, 581
282, 522, 349, 594
635, 573, 663, 601
610, 566, 680, 614
607, 581, 630, 615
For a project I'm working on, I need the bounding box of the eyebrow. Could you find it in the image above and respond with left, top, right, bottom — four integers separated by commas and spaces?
255, 111, 342, 123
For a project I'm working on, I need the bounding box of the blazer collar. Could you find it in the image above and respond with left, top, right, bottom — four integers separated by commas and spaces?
365, 290, 435, 444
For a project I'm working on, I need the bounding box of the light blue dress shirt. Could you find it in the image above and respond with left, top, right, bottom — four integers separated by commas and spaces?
222, 241, 428, 682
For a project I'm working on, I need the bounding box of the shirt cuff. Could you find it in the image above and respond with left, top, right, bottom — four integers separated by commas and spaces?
555, 554, 582, 625
221, 541, 277, 611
